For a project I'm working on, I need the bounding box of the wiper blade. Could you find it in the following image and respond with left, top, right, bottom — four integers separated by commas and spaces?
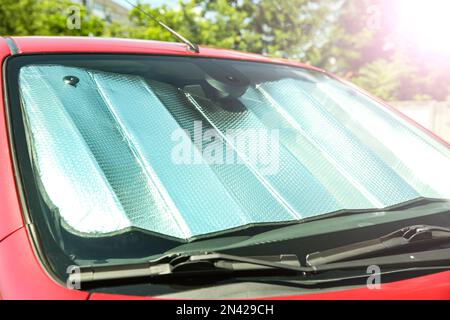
71, 247, 450, 286
71, 225, 450, 285
71, 252, 307, 284
306, 225, 450, 267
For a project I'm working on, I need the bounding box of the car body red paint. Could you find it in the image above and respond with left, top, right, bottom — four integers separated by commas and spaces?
89, 270, 450, 300
0, 38, 24, 243
0, 36, 448, 300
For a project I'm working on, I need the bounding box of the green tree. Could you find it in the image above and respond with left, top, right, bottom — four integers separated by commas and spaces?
318, 0, 376, 74
128, 0, 256, 51
351, 57, 412, 101
0, 0, 112, 37
2, 0, 448, 101
193, 0, 339, 61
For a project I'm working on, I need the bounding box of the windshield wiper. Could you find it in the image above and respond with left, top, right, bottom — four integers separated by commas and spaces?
306, 225, 450, 267
71, 225, 450, 286
71, 253, 308, 284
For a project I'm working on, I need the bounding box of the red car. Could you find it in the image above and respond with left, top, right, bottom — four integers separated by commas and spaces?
0, 36, 449, 300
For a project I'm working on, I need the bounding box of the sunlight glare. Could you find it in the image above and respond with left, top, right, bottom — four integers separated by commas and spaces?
397, 0, 450, 53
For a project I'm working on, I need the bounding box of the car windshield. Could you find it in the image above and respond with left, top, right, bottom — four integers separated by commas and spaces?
15, 55, 450, 241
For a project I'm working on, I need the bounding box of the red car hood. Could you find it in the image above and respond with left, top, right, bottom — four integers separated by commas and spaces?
88, 270, 450, 300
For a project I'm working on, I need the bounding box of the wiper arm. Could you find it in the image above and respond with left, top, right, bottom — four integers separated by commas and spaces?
71, 225, 450, 286
306, 225, 450, 267
71, 252, 307, 285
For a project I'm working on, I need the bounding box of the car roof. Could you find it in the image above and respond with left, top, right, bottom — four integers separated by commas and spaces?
7, 36, 322, 72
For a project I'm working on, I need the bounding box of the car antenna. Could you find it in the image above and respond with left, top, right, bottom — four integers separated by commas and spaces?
124, 0, 200, 53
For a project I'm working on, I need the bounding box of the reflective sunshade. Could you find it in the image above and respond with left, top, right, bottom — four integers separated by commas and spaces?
18, 59, 450, 240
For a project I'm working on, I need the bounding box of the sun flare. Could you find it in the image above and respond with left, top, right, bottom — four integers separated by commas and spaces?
396, 0, 450, 53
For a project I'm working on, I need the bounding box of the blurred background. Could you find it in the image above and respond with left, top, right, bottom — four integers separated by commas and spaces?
1, 0, 449, 141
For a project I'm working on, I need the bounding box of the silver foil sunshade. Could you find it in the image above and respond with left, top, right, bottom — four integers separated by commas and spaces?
19, 65, 450, 239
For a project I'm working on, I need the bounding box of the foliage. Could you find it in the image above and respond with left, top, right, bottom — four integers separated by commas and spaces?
351, 57, 411, 101
0, 0, 108, 36
0, 0, 448, 101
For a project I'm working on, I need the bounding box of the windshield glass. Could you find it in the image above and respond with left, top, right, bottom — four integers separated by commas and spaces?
15, 55, 450, 241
